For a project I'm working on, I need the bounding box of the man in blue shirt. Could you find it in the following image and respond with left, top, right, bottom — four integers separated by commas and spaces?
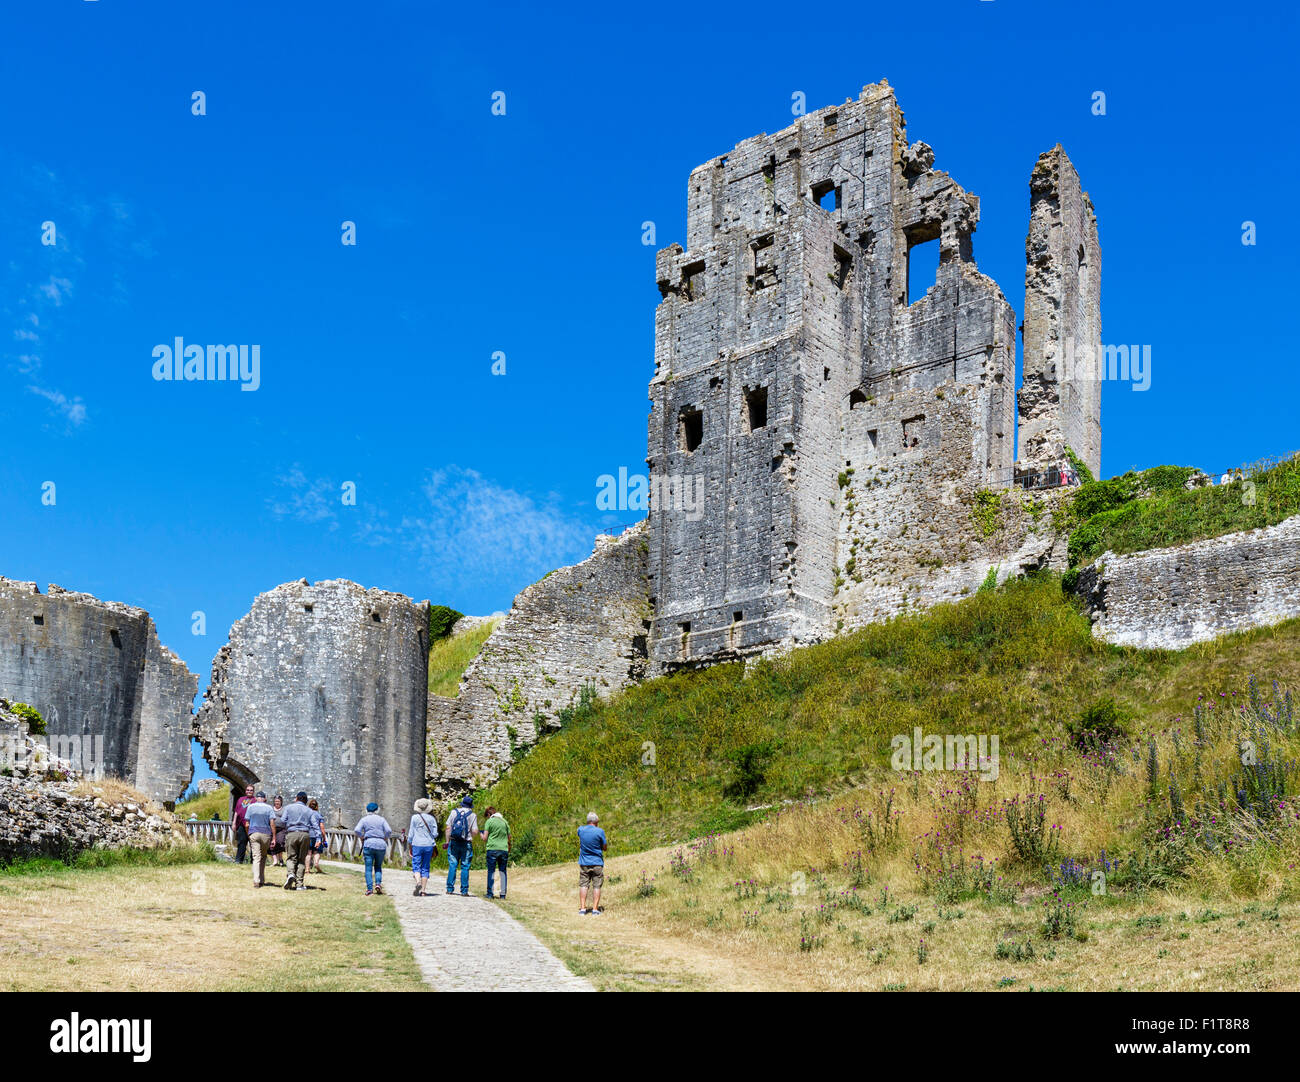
278, 791, 316, 891
244, 791, 275, 888
577, 811, 607, 915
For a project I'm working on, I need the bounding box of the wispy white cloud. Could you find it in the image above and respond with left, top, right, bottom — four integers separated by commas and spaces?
268, 466, 341, 529
359, 466, 598, 590
27, 385, 86, 426
2, 160, 152, 430
38, 276, 73, 306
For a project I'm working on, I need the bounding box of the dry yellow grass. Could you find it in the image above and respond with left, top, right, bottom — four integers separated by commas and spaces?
71, 777, 172, 816
502, 836, 1299, 992
0, 860, 424, 991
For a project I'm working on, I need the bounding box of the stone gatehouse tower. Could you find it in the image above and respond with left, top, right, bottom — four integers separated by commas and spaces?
647, 82, 1101, 670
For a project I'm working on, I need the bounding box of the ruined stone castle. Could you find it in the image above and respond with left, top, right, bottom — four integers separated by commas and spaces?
647, 82, 1099, 667
7, 84, 1292, 813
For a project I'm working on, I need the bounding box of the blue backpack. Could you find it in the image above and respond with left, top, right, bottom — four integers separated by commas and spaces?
450, 808, 473, 841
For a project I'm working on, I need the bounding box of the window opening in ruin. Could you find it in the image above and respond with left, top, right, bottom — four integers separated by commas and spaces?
902, 414, 926, 449
110, 629, 122, 649
749, 234, 776, 292
823, 367, 831, 381
371, 612, 381, 623
812, 181, 840, 213
33, 613, 44, 625
303, 604, 314, 614
729, 611, 743, 649
849, 388, 868, 410
832, 244, 852, 290
867, 429, 878, 449
679, 408, 704, 453
682, 260, 706, 302
823, 111, 838, 130
679, 622, 691, 659
745, 386, 768, 432
906, 235, 940, 305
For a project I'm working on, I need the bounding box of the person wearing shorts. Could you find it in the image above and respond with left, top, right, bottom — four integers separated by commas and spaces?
577, 811, 607, 915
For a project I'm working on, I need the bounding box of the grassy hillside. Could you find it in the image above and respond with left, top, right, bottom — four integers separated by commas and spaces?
175, 784, 230, 820
480, 576, 1300, 868
1067, 454, 1300, 568
428, 618, 500, 698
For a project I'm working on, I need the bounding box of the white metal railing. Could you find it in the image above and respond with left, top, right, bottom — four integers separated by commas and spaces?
181, 821, 411, 863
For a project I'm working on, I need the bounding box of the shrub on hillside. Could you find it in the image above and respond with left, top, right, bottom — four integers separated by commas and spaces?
428, 605, 464, 642
1067, 697, 1133, 750
723, 740, 780, 802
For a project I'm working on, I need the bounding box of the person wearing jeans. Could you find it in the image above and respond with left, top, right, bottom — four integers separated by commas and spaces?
407, 798, 439, 897
481, 805, 511, 899
444, 795, 477, 896
354, 801, 393, 895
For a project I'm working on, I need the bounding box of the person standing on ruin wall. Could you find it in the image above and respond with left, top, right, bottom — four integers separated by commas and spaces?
244, 791, 275, 888
577, 812, 607, 915
408, 798, 439, 897
444, 795, 478, 896
355, 801, 394, 896
279, 791, 316, 891
233, 784, 255, 863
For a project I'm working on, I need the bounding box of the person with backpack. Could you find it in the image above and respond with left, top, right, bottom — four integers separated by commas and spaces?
354, 801, 393, 896
408, 798, 439, 897
444, 795, 477, 896
480, 806, 511, 899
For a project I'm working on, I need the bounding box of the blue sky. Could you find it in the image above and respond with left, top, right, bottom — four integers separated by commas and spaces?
0, 2, 1295, 786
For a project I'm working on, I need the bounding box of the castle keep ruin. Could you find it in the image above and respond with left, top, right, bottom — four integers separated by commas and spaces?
646, 82, 1101, 669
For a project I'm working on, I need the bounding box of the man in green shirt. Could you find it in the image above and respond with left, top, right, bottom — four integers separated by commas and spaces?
480, 806, 511, 899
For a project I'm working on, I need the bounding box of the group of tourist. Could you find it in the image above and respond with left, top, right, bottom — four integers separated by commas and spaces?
231, 785, 328, 889
229, 783, 610, 912
354, 795, 515, 900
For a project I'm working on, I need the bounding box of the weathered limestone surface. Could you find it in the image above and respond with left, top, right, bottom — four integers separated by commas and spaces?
1078, 516, 1300, 649
427, 524, 650, 795
1019, 145, 1102, 477
0, 579, 196, 804
646, 83, 1091, 668
194, 579, 429, 826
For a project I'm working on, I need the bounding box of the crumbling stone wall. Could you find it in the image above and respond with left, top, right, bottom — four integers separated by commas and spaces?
193, 579, 429, 826
0, 579, 196, 804
647, 83, 1083, 667
1077, 517, 1300, 650
427, 524, 650, 794
1020, 146, 1103, 477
